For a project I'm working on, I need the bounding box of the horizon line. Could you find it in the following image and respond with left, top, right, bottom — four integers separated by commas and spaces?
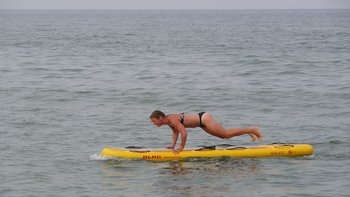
1, 8, 349, 10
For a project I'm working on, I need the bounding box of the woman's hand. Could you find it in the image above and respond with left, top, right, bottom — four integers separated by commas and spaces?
165, 146, 174, 149
172, 147, 183, 154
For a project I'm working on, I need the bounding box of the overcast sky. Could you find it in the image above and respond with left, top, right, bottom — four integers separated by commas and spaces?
1, 0, 349, 9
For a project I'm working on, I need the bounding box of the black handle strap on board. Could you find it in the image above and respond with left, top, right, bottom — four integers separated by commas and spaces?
195, 146, 216, 151
125, 146, 144, 149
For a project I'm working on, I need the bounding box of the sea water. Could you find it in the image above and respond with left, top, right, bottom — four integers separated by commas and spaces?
0, 10, 349, 196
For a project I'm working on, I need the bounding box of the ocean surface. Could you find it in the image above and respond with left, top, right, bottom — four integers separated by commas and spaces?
1, 10, 349, 196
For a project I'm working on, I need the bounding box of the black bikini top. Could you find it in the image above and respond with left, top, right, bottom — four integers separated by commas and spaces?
180, 112, 185, 125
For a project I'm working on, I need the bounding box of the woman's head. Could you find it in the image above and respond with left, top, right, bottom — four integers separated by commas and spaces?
149, 110, 165, 127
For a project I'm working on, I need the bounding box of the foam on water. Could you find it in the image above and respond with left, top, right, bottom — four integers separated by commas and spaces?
89, 153, 109, 161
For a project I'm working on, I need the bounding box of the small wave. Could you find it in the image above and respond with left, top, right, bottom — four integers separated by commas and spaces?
89, 153, 109, 161
329, 140, 344, 144
59, 68, 84, 72
89, 153, 131, 162
312, 153, 349, 161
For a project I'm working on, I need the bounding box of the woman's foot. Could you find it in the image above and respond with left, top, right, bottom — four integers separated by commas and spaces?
249, 133, 257, 142
250, 127, 263, 141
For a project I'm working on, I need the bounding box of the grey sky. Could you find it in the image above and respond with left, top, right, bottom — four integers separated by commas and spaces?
1, 0, 349, 9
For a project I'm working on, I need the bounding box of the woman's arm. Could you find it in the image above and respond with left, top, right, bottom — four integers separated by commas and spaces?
166, 127, 179, 149
168, 116, 187, 154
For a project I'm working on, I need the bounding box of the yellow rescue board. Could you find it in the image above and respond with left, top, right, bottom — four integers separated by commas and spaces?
101, 144, 314, 161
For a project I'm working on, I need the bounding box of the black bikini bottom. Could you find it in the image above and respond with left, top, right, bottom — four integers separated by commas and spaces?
198, 112, 206, 127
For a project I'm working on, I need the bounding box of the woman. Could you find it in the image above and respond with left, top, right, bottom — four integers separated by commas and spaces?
149, 110, 262, 154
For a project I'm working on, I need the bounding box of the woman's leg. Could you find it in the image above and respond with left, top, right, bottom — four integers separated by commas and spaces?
201, 113, 262, 140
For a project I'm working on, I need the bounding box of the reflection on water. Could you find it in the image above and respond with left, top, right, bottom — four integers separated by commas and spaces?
161, 161, 192, 175
155, 158, 261, 196
98, 157, 262, 196
160, 157, 260, 176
